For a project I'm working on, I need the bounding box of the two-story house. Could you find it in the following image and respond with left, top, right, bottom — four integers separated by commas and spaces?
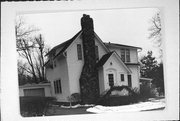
45, 14, 142, 102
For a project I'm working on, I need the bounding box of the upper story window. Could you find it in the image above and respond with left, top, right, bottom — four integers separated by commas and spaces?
77, 44, 82, 60
126, 49, 130, 62
121, 49, 125, 62
95, 45, 99, 60
54, 79, 62, 94
121, 49, 130, 62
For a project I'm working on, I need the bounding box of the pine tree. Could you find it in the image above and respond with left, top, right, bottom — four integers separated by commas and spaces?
140, 51, 158, 78
140, 51, 164, 95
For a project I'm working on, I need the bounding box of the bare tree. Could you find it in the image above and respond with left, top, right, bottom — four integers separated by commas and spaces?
148, 12, 162, 57
15, 16, 38, 43
34, 34, 49, 82
16, 16, 49, 84
17, 38, 39, 83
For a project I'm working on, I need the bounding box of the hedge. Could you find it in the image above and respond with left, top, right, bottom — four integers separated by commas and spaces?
20, 96, 56, 117
96, 86, 139, 106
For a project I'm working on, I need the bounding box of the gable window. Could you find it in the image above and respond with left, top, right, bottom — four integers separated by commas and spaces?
77, 44, 82, 60
108, 74, 114, 88
95, 45, 99, 60
121, 49, 130, 62
121, 74, 124, 82
54, 80, 62, 94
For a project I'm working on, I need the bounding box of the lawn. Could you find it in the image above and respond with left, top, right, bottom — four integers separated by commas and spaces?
45, 106, 94, 116
20, 96, 165, 116
45, 97, 165, 115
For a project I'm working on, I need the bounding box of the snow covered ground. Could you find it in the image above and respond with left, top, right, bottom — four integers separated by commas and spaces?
60, 104, 95, 109
86, 98, 165, 113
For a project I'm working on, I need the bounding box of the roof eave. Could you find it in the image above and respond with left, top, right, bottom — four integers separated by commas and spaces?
104, 42, 142, 50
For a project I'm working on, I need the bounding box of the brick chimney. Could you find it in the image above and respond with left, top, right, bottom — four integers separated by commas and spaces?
79, 14, 99, 104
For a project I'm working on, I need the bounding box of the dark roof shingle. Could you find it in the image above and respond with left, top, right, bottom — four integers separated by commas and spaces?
46, 30, 82, 57
96, 52, 113, 68
44, 31, 81, 66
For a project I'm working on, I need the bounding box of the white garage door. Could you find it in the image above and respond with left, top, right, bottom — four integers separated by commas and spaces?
24, 88, 45, 97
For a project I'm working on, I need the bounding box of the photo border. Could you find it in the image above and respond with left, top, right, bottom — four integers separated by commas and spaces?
1, 0, 179, 121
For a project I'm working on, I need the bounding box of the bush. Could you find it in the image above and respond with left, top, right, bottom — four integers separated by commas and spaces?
96, 86, 139, 106
20, 96, 56, 117
140, 84, 159, 98
67, 93, 81, 107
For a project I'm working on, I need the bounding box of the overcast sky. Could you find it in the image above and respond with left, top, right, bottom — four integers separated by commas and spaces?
21, 8, 161, 59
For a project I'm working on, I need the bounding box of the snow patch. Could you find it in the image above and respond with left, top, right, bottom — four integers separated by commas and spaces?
86, 99, 165, 113
61, 104, 95, 109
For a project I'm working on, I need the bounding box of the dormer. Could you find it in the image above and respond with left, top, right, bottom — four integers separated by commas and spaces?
104, 42, 142, 64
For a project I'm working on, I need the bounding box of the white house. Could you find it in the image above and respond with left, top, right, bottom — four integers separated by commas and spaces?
44, 14, 142, 102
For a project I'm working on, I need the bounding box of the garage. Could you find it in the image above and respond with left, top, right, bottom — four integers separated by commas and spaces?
19, 83, 52, 97
24, 88, 45, 97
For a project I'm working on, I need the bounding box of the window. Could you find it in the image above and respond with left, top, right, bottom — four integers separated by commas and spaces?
128, 75, 132, 87
121, 49, 125, 62
126, 49, 130, 62
108, 74, 114, 87
54, 80, 62, 94
121, 49, 130, 62
121, 74, 124, 81
95, 45, 99, 60
77, 44, 82, 60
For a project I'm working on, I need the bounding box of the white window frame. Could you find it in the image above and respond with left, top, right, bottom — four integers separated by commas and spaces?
54, 79, 62, 94
120, 74, 125, 82
121, 49, 130, 62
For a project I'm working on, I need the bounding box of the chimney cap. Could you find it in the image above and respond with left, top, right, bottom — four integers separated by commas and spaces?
83, 14, 90, 18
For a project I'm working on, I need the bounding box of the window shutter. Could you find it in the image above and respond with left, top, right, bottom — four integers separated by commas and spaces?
58, 80, 62, 93
54, 81, 56, 94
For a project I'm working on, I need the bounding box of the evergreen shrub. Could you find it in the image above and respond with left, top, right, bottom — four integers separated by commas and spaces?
96, 86, 139, 106
20, 96, 56, 117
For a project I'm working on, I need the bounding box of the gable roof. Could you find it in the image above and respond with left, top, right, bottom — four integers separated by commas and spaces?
45, 30, 140, 69
96, 51, 131, 73
46, 30, 110, 61
94, 32, 110, 53
44, 31, 82, 66
46, 30, 82, 57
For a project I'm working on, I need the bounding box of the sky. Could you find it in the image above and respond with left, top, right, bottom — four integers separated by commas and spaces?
21, 8, 161, 60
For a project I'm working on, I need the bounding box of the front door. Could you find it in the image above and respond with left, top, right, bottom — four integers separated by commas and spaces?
108, 73, 114, 88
